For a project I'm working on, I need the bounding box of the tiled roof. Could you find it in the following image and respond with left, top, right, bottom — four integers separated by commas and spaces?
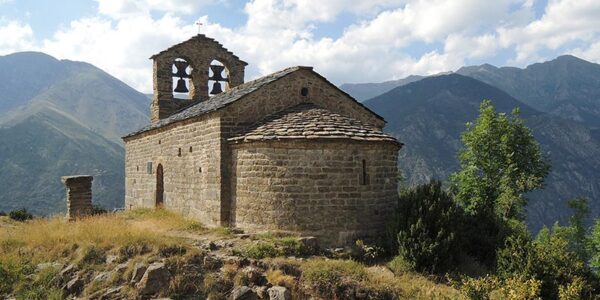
123, 66, 305, 138
228, 103, 400, 145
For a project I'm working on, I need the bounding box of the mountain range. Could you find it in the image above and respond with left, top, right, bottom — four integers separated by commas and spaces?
1, 51, 599, 230
352, 56, 600, 230
0, 52, 149, 215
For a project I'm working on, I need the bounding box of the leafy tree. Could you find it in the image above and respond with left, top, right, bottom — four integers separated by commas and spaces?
394, 180, 462, 274
449, 101, 550, 264
450, 100, 550, 221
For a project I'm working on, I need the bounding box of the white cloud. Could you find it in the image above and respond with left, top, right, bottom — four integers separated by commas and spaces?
41, 14, 197, 91
569, 41, 600, 64
94, 0, 215, 19
0, 20, 35, 55
5, 0, 600, 92
498, 0, 600, 64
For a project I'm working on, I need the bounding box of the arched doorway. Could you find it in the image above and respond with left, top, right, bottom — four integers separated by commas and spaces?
155, 164, 164, 208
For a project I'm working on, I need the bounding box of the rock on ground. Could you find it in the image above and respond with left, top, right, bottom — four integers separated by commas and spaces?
268, 286, 291, 300
136, 262, 171, 296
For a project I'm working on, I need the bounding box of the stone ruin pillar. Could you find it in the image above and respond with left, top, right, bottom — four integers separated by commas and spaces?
61, 175, 93, 220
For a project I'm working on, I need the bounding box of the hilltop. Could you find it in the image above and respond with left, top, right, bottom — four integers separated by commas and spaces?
0, 211, 461, 299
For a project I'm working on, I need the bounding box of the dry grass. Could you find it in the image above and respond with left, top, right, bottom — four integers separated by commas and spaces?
0, 209, 204, 264
367, 266, 465, 299
120, 208, 206, 233
266, 269, 296, 288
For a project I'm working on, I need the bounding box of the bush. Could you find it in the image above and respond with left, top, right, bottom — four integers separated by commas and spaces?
393, 180, 462, 274
243, 242, 282, 259
496, 222, 535, 279
300, 259, 366, 297
496, 276, 542, 300
458, 275, 500, 300
387, 255, 413, 275
532, 225, 595, 299
9, 208, 33, 222
91, 205, 107, 215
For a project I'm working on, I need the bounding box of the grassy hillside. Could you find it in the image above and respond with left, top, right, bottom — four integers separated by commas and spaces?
0, 211, 462, 299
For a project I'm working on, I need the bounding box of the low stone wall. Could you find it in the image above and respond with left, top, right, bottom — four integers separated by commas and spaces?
61, 175, 93, 220
231, 141, 399, 247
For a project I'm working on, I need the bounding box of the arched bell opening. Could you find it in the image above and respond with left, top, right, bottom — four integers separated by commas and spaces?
172, 58, 194, 99
208, 59, 229, 97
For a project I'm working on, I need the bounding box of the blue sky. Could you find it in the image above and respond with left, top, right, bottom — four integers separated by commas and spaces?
1, 0, 599, 92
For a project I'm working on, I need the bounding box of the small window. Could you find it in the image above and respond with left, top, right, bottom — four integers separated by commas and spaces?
147, 162, 153, 174
136, 166, 139, 172
300, 87, 309, 97
198, 167, 202, 173
158, 140, 161, 145
361, 159, 368, 185
189, 146, 193, 153
178, 148, 182, 157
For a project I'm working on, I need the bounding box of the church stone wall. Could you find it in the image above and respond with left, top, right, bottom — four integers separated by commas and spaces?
124, 114, 225, 226
221, 68, 385, 131
230, 141, 399, 247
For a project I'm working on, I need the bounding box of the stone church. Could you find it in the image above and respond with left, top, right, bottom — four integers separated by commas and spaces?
123, 35, 402, 246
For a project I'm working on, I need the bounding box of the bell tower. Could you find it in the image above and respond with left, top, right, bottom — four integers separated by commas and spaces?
149, 35, 247, 123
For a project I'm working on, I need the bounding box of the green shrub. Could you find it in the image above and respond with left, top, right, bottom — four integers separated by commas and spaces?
387, 255, 413, 275
458, 275, 500, 300
394, 180, 462, 274
496, 276, 542, 300
496, 222, 535, 279
244, 242, 282, 259
301, 259, 366, 297
558, 276, 587, 300
354, 240, 384, 264
9, 208, 33, 222
532, 226, 594, 299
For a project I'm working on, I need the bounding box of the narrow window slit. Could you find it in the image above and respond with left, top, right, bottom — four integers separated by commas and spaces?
362, 159, 367, 185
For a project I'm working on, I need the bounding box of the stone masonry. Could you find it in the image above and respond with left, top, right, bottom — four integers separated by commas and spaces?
231, 141, 399, 246
150, 35, 247, 123
61, 175, 93, 220
123, 35, 403, 247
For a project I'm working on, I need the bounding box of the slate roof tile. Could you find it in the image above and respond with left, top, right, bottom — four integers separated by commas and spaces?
228, 103, 400, 145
